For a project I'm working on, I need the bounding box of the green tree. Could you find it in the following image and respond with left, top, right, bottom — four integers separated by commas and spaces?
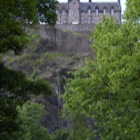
63, 1, 140, 139
12, 101, 50, 140
51, 110, 96, 140
0, 0, 57, 139
51, 128, 70, 140
0, 0, 58, 54
125, 0, 140, 21
67, 111, 96, 140
0, 62, 52, 139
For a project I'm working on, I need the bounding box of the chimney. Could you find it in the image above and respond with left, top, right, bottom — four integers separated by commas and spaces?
118, 0, 120, 5
89, 0, 92, 3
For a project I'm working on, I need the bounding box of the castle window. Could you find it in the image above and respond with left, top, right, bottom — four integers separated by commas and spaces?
100, 19, 102, 23
111, 7, 114, 16
73, 10, 77, 18
95, 7, 99, 16
88, 6, 91, 15
63, 19, 66, 23
73, 2, 76, 5
62, 10, 65, 15
88, 9, 91, 15
84, 19, 87, 23
103, 7, 106, 15
92, 19, 95, 23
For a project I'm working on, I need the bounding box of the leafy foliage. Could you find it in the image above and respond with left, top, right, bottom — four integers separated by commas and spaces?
125, 0, 140, 21
12, 101, 50, 140
0, 62, 52, 139
51, 128, 70, 140
0, 0, 57, 138
0, 0, 58, 54
38, 0, 58, 25
0, 96, 18, 140
65, 111, 97, 140
63, 4, 140, 140
0, 62, 51, 96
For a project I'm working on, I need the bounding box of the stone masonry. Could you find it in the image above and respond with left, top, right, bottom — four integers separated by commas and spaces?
56, 0, 121, 31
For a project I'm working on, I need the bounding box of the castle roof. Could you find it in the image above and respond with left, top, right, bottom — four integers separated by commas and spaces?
57, 3, 69, 12
80, 3, 121, 12
57, 2, 121, 12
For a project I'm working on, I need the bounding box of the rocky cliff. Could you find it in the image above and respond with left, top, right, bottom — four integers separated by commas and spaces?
2, 27, 94, 132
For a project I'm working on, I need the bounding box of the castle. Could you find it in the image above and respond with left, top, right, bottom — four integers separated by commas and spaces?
55, 0, 121, 31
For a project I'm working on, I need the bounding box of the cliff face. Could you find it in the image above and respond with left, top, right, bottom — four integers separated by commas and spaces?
38, 26, 92, 54
3, 27, 94, 132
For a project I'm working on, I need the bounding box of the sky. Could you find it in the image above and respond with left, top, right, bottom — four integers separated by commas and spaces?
58, 0, 127, 14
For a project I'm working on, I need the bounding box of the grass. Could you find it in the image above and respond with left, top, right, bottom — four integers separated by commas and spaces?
42, 52, 65, 60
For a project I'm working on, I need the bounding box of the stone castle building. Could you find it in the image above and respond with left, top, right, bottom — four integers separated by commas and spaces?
55, 0, 121, 31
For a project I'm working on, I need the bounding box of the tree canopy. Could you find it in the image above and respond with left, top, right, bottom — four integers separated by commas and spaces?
0, 0, 58, 54
0, 0, 57, 139
125, 0, 140, 21
12, 101, 50, 140
63, 0, 140, 139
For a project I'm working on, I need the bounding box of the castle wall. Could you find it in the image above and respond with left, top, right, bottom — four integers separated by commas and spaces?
56, 0, 121, 26
114, 12, 121, 22
58, 11, 121, 25
55, 24, 95, 31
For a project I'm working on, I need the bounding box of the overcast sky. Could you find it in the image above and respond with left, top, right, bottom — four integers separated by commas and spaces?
58, 0, 127, 13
